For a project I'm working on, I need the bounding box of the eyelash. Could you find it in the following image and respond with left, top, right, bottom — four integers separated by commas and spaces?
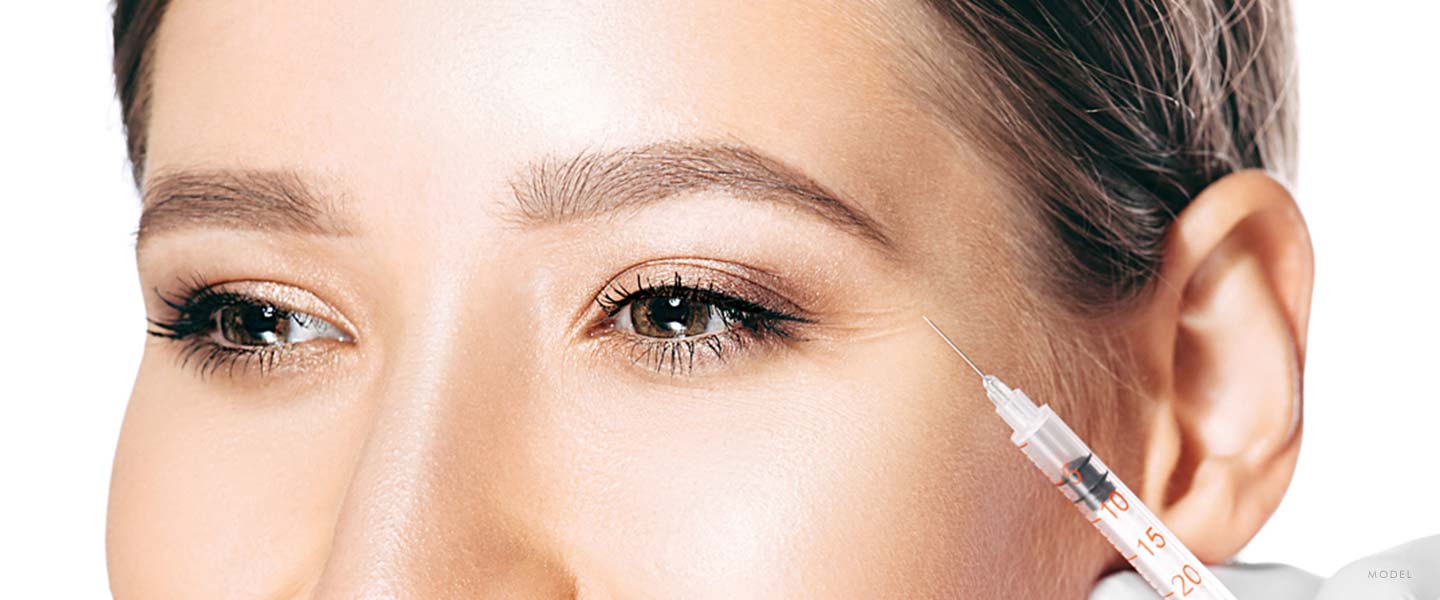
593, 272, 809, 375
147, 277, 302, 378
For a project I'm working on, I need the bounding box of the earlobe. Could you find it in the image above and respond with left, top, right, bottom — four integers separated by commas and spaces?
1127, 170, 1314, 562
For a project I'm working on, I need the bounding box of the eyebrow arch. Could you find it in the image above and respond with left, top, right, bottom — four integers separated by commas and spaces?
136, 168, 350, 249
506, 139, 894, 250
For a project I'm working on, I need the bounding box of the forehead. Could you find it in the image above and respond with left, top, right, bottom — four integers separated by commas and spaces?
144, 0, 973, 232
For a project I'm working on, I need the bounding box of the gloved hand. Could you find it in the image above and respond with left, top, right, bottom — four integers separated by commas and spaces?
1089, 534, 1440, 600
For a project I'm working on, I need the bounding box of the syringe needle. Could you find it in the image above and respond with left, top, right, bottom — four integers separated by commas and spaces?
921, 315, 985, 379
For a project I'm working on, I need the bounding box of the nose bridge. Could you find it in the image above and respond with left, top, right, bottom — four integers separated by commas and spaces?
312, 275, 575, 598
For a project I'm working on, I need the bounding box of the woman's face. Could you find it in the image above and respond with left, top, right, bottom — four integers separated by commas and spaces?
108, 1, 1116, 596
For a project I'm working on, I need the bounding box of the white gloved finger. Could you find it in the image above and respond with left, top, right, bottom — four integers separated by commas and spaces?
1313, 534, 1440, 600
1088, 563, 1321, 600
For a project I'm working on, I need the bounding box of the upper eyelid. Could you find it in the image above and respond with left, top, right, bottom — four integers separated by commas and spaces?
593, 261, 811, 311
152, 279, 357, 339
596, 276, 733, 310
596, 283, 791, 327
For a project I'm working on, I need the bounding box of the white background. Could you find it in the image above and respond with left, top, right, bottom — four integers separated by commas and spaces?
0, 2, 1435, 597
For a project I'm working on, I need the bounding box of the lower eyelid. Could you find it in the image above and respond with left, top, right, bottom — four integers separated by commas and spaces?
634, 338, 721, 374
162, 332, 348, 379
603, 330, 743, 375
165, 336, 277, 378
591, 308, 803, 376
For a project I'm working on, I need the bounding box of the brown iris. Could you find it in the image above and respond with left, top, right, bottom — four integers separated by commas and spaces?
217, 303, 286, 346
630, 295, 712, 338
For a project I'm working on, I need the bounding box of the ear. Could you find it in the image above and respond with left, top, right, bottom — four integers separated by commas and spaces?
1128, 170, 1314, 562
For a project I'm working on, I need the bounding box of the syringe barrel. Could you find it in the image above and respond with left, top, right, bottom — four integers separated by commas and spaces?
1012, 404, 1237, 600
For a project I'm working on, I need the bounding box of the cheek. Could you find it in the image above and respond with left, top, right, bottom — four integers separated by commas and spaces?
107, 354, 367, 597
525, 336, 1076, 596
765, 340, 1070, 595
109, 338, 1101, 598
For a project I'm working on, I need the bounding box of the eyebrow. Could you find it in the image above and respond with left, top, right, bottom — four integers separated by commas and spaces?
136, 139, 894, 251
137, 168, 350, 248
505, 140, 893, 249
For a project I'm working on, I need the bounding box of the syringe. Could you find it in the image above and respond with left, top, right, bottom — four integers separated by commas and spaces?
923, 317, 1237, 600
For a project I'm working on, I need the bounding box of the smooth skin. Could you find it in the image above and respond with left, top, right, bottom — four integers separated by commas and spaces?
106, 1, 1314, 598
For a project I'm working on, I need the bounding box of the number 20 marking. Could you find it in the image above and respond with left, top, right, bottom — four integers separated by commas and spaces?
1169, 564, 1202, 596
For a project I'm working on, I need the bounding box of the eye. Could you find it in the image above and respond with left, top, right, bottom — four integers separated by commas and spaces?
617, 295, 727, 339
213, 302, 348, 348
147, 278, 353, 378
592, 269, 812, 375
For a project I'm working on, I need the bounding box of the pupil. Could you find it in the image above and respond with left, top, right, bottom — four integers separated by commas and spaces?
641, 296, 702, 337
647, 297, 689, 332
